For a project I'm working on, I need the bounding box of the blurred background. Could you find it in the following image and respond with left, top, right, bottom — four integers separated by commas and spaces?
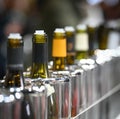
0, 0, 120, 78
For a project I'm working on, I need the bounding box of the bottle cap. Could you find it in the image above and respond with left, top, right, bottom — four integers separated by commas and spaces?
8, 33, 22, 39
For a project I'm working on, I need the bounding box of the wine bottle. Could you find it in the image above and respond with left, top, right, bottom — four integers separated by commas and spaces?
75, 24, 89, 60
52, 28, 72, 118
52, 28, 67, 71
31, 30, 58, 119
4, 33, 34, 119
97, 24, 109, 49
31, 30, 49, 78
65, 26, 76, 65
87, 24, 98, 57
4, 33, 25, 88
74, 24, 90, 112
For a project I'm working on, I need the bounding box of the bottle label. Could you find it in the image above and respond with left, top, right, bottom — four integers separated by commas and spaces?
33, 43, 48, 63
52, 39, 66, 57
107, 31, 120, 49
75, 33, 89, 51
7, 47, 23, 69
45, 83, 55, 97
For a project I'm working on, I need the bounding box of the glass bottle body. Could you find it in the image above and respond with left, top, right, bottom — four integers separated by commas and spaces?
52, 28, 72, 118
3, 33, 35, 119
31, 30, 58, 119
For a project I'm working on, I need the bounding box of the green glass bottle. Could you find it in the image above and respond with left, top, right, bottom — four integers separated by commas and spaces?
31, 30, 58, 119
75, 24, 89, 60
31, 30, 49, 78
65, 26, 76, 65
4, 33, 34, 119
4, 33, 25, 89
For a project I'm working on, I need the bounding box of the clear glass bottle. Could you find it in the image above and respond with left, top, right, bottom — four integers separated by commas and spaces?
31, 30, 58, 119
75, 24, 89, 60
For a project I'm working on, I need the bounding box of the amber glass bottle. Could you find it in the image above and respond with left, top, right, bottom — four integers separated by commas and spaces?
65, 26, 76, 65
87, 24, 98, 57
97, 24, 109, 49
52, 28, 72, 118
52, 28, 67, 71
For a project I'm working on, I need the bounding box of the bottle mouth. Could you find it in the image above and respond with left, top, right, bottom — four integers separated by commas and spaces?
34, 30, 45, 35
64, 26, 75, 32
76, 24, 87, 30
54, 28, 65, 33
8, 33, 22, 39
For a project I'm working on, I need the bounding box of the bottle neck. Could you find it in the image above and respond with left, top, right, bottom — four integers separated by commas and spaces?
7, 45, 24, 69
31, 63, 49, 78
4, 40, 24, 88
52, 30, 67, 71
66, 33, 75, 65
75, 32, 89, 60
76, 51, 88, 60
4, 68, 25, 89
31, 42, 49, 78
52, 39, 66, 70
66, 54, 75, 65
53, 57, 66, 71
88, 26, 97, 56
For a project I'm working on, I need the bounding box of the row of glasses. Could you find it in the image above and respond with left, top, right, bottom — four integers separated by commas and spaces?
1, 48, 120, 119
0, 79, 47, 119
